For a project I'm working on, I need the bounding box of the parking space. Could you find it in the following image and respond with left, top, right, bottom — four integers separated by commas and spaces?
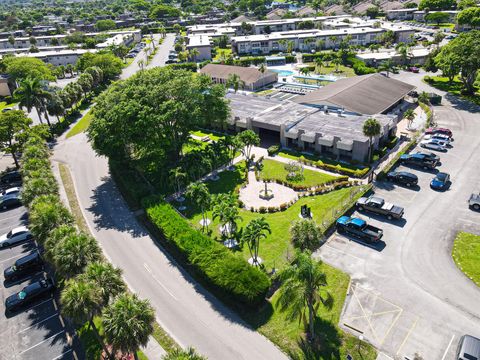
317, 102, 480, 358
0, 203, 76, 360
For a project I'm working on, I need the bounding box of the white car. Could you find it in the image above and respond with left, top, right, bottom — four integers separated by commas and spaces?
1, 187, 21, 197
420, 140, 447, 152
0, 226, 33, 248
424, 134, 451, 143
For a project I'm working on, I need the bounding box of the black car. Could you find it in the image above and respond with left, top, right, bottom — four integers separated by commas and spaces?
386, 171, 418, 187
0, 194, 21, 210
4, 251, 44, 282
399, 153, 438, 169
5, 277, 55, 312
0, 171, 21, 185
415, 151, 440, 162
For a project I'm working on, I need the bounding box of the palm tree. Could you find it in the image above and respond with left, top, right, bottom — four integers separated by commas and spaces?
77, 73, 94, 98
287, 40, 295, 54
46, 93, 65, 122
278, 39, 287, 52
328, 35, 338, 49
290, 219, 323, 251
65, 64, 74, 77
162, 347, 206, 360
102, 293, 155, 360
212, 193, 239, 236
61, 279, 111, 358
188, 48, 200, 62
138, 59, 145, 71
226, 73, 245, 93
8, 35, 15, 46
314, 58, 323, 75
378, 59, 395, 77
169, 167, 187, 194
404, 108, 415, 129
362, 118, 382, 163
14, 77, 52, 125
81, 262, 126, 305
52, 232, 102, 278
315, 39, 325, 51
395, 43, 409, 66
277, 251, 332, 341
242, 217, 271, 266
258, 63, 267, 89
186, 182, 211, 232
332, 55, 342, 72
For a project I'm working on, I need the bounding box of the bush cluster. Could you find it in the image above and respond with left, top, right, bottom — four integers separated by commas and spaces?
267, 144, 280, 156
291, 156, 370, 178
167, 62, 198, 72
143, 199, 271, 307
376, 137, 418, 180
346, 56, 376, 75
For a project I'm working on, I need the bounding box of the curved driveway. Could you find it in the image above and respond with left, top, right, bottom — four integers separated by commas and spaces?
318, 71, 480, 359
53, 34, 288, 360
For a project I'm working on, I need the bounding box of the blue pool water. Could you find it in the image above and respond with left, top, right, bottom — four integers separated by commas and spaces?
270, 69, 294, 77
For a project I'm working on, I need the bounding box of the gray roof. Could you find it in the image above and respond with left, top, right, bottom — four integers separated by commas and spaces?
294, 73, 415, 115
200, 64, 276, 85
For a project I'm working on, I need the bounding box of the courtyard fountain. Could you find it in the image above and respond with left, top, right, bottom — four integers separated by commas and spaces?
259, 181, 274, 200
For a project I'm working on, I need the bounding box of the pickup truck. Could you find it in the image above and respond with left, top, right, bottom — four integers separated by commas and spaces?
399, 153, 438, 169
356, 196, 404, 220
336, 216, 383, 243
468, 193, 480, 211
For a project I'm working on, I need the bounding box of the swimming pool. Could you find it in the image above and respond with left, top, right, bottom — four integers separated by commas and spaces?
270, 69, 295, 77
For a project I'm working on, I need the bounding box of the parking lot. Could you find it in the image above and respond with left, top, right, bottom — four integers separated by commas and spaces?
0, 202, 77, 360
316, 99, 480, 359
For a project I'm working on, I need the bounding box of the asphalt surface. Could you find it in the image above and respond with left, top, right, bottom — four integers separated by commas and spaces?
52, 35, 288, 359
316, 71, 480, 359
0, 204, 79, 360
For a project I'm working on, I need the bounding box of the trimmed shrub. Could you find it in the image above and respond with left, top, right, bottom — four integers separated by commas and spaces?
285, 55, 296, 64
167, 62, 198, 72
143, 200, 271, 306
267, 144, 280, 156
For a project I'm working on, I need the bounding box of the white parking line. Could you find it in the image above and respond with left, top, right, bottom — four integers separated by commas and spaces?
0, 211, 26, 223
22, 297, 54, 313
143, 263, 178, 300
19, 330, 65, 355
52, 348, 72, 360
441, 335, 455, 360
18, 313, 59, 334
0, 252, 27, 263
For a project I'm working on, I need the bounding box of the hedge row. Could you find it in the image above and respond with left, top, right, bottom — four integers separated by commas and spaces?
346, 56, 376, 75
376, 137, 418, 180
289, 156, 370, 178
143, 199, 271, 307
167, 62, 198, 72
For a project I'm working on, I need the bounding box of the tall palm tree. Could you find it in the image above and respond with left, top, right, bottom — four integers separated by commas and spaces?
395, 43, 409, 67
277, 251, 332, 341
226, 73, 245, 93
290, 219, 323, 251
81, 262, 126, 305
362, 118, 382, 163
14, 77, 52, 125
242, 217, 271, 266
332, 55, 342, 72
378, 59, 395, 77
188, 48, 200, 62
102, 293, 155, 360
314, 58, 323, 74
287, 40, 295, 54
186, 182, 211, 232
258, 63, 267, 89
328, 35, 338, 49
61, 279, 111, 358
278, 39, 287, 52
52, 232, 102, 278
404, 108, 415, 128
212, 193, 239, 235
315, 39, 325, 51
169, 167, 187, 194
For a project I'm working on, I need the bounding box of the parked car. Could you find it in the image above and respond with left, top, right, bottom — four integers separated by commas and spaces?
0, 193, 21, 210
420, 140, 447, 152
399, 153, 438, 169
1, 187, 21, 196
430, 172, 450, 190
165, 59, 178, 64
4, 251, 44, 281
408, 66, 420, 73
5, 277, 55, 312
0, 226, 33, 248
336, 216, 383, 243
0, 170, 21, 185
386, 171, 419, 187
425, 127, 453, 138
455, 335, 480, 360
468, 193, 480, 211
414, 151, 440, 162
424, 134, 452, 143
356, 196, 404, 220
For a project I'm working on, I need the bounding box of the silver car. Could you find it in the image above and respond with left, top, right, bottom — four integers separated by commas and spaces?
420, 140, 447, 152
0, 226, 33, 248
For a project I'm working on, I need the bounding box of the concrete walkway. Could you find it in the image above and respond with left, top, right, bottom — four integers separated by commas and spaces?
142, 336, 167, 360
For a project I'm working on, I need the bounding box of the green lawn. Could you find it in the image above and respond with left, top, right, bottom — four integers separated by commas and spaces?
278, 149, 368, 172
424, 75, 480, 106
304, 63, 356, 78
190, 129, 225, 142
242, 263, 377, 359
259, 159, 339, 188
66, 109, 94, 138
452, 232, 480, 287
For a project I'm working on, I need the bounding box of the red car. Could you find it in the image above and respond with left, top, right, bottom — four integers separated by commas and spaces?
425, 127, 453, 138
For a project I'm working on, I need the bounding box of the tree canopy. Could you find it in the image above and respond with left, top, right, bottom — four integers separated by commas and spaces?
96, 19, 116, 31
457, 0, 477, 10
87, 67, 229, 172
418, 0, 456, 10
4, 57, 54, 81
457, 7, 480, 28
76, 52, 123, 81
435, 30, 480, 94
425, 11, 451, 24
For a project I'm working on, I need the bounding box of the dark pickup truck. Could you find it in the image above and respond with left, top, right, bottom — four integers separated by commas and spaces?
399, 153, 438, 169
336, 216, 383, 243
356, 196, 404, 220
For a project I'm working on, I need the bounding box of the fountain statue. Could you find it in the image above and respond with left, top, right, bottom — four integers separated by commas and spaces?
259, 180, 274, 200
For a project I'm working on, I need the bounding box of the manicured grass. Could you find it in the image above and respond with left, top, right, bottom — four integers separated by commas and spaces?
424, 75, 480, 106
278, 149, 368, 172
259, 159, 339, 188
242, 263, 377, 359
304, 63, 356, 78
190, 129, 225, 142
182, 138, 208, 153
66, 110, 94, 138
452, 232, 480, 287
152, 322, 180, 353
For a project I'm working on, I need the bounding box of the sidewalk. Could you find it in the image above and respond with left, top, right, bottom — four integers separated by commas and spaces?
142, 336, 167, 360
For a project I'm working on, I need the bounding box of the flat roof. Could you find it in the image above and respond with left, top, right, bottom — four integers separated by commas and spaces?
200, 64, 277, 84
187, 35, 212, 47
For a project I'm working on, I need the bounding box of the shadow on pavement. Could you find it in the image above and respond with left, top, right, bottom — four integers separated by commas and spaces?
444, 93, 480, 114
356, 211, 407, 228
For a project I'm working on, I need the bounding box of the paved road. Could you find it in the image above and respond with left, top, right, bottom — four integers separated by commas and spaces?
317, 71, 480, 359
52, 34, 287, 359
